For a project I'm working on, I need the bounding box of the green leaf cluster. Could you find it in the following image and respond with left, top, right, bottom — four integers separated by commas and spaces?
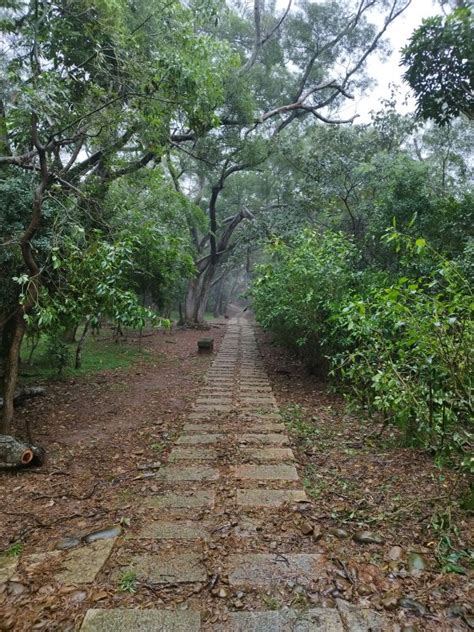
252, 229, 473, 464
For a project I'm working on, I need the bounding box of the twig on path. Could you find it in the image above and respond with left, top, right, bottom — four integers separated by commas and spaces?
32, 481, 100, 502
3, 510, 47, 527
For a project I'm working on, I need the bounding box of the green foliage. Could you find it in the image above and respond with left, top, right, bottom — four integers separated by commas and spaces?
279, 404, 319, 447
105, 171, 198, 310
45, 335, 71, 377
3, 542, 22, 557
252, 229, 473, 463
29, 230, 165, 335
252, 230, 357, 370
402, 7, 474, 124
118, 569, 138, 593
21, 334, 149, 380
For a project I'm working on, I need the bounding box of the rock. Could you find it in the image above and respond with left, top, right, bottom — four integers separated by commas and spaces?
7, 582, 27, 597
381, 592, 399, 610
300, 521, 314, 536
56, 537, 81, 551
407, 553, 428, 572
70, 590, 87, 603
233, 599, 244, 608
402, 626, 418, 632
83, 526, 121, 544
388, 546, 403, 560
312, 526, 323, 542
446, 605, 465, 619
358, 584, 372, 596
328, 528, 349, 539
399, 597, 426, 617
218, 588, 228, 598
353, 531, 384, 545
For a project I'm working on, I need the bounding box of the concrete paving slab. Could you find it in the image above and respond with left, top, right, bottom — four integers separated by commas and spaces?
228, 553, 326, 588
126, 552, 206, 583
236, 489, 307, 508
231, 464, 299, 480
211, 608, 343, 631
80, 609, 200, 631
132, 520, 208, 540
154, 465, 219, 481
145, 491, 215, 510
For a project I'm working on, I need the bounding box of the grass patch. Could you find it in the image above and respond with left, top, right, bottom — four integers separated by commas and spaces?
21, 334, 150, 381
279, 404, 320, 446
118, 569, 138, 593
3, 542, 23, 557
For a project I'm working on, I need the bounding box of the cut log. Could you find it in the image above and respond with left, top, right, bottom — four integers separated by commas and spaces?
198, 338, 214, 354
0, 435, 45, 468
0, 386, 46, 409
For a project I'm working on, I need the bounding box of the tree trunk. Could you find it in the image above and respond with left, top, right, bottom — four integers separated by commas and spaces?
184, 265, 216, 324
213, 274, 226, 318
75, 319, 90, 369
1, 315, 26, 435
64, 325, 78, 344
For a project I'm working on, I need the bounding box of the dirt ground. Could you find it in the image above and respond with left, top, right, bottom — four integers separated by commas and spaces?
0, 322, 226, 630
0, 319, 472, 631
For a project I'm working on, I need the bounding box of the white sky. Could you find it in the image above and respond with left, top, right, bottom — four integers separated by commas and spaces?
339, 0, 442, 121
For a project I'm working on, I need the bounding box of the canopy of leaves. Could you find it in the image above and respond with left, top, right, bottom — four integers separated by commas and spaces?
401, 7, 474, 124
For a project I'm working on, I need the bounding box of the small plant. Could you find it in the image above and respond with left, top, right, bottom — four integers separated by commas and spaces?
431, 510, 471, 574
4, 542, 23, 557
262, 594, 280, 610
280, 404, 319, 446
46, 334, 71, 376
118, 569, 138, 593
302, 464, 321, 499
151, 442, 165, 454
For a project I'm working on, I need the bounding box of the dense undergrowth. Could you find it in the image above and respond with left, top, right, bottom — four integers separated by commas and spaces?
252, 229, 473, 471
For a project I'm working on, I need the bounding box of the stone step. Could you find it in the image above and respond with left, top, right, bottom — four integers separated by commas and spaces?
236, 489, 307, 507
123, 552, 207, 583
228, 553, 327, 588
154, 465, 219, 481
169, 447, 217, 461
80, 609, 200, 632
231, 464, 299, 481
193, 405, 232, 412
239, 433, 288, 445
182, 422, 285, 434
241, 447, 295, 461
132, 520, 208, 540
176, 434, 223, 445
145, 490, 215, 510
211, 608, 343, 632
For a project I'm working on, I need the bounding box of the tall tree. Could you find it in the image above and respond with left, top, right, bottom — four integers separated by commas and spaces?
173, 0, 411, 323
0, 0, 228, 432
402, 4, 473, 124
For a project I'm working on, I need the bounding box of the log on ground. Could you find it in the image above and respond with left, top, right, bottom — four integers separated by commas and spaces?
0, 435, 45, 468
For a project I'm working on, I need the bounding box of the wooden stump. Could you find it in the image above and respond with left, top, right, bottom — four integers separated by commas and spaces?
198, 338, 214, 354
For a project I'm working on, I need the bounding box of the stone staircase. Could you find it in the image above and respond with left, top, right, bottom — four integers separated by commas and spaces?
78, 317, 386, 631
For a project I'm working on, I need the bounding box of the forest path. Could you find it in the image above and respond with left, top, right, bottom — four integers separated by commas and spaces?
79, 316, 387, 631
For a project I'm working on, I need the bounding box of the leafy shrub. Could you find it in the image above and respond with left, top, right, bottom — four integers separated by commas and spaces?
46, 334, 71, 376
252, 229, 473, 463
252, 230, 357, 373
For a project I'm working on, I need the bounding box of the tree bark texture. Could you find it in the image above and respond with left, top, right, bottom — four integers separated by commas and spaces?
1, 316, 26, 434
